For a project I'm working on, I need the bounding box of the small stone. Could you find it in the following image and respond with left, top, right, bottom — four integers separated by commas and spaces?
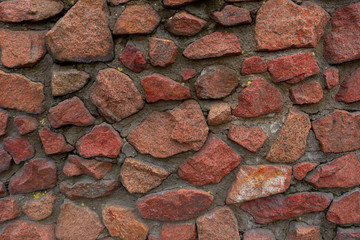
90, 68, 144, 122
335, 67, 360, 103
13, 116, 39, 135
211, 5, 251, 27
121, 142, 137, 157
141, 74, 190, 103
226, 165, 292, 204
289, 81, 323, 104
60, 180, 120, 199
120, 158, 169, 194
228, 125, 267, 152
0, 148, 11, 173
0, 182, 6, 197
183, 32, 242, 59
0, 109, 8, 136
293, 162, 317, 180
166, 11, 206, 36
56, 200, 104, 240
324, 67, 339, 89
76, 123, 123, 158
149, 38, 178, 67
0, 220, 55, 240
182, 68, 196, 81
197, 206, 240, 240
119, 43, 147, 73
232, 78, 283, 117
137, 188, 213, 221
102, 206, 149, 240
164, 0, 197, 7
207, 102, 231, 126
268, 53, 320, 84
51, 69, 90, 96
286, 222, 320, 240
0, 198, 19, 223
335, 228, 360, 240
109, 0, 129, 5
22, 192, 56, 220
267, 108, 311, 163
243, 229, 276, 240
241, 56, 267, 75
178, 133, 241, 186
39, 126, 74, 155
195, 65, 238, 99
327, 189, 360, 224
160, 223, 197, 240
3, 137, 35, 164
113, 4, 160, 35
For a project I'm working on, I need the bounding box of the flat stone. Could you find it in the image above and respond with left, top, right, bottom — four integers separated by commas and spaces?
241, 56, 267, 75
127, 100, 208, 158
211, 5, 251, 27
119, 43, 147, 73
90, 68, 144, 122
182, 68, 196, 81
327, 189, 360, 224
51, 69, 90, 96
60, 180, 120, 199
178, 133, 241, 186
0, 148, 11, 173
0, 181, 6, 197
243, 229, 276, 240
137, 188, 213, 221
109, 0, 130, 5
324, 67, 339, 89
166, 11, 206, 36
293, 161, 317, 180
228, 125, 267, 152
3, 137, 35, 164
22, 191, 56, 220
335, 67, 360, 103
149, 38, 178, 67
267, 108, 311, 163
14, 116, 39, 135
0, 109, 8, 136
160, 223, 196, 240
163, 0, 197, 8
335, 228, 360, 240
286, 222, 320, 240
289, 81, 323, 104
39, 126, 74, 155
0, 198, 19, 223
0, 220, 55, 240
207, 102, 232, 126
46, 0, 114, 62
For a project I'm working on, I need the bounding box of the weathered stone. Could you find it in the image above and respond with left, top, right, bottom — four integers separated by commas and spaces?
335, 67, 360, 103
0, 109, 8, 136
90, 68, 144, 122
56, 200, 104, 240
287, 222, 320, 240
120, 158, 169, 194
109, 0, 129, 5
255, 0, 330, 51
289, 81, 323, 104
51, 69, 90, 96
228, 125, 267, 152
0, 71, 44, 114
137, 188, 213, 221
267, 108, 311, 163
211, 5, 251, 27
324, 67, 339, 90
183, 32, 242, 59
127, 100, 208, 158
0, 198, 19, 223
327, 189, 360, 224
46, 0, 114, 62
119, 43, 147, 73
0, 220, 55, 240
207, 102, 231, 126
149, 38, 178, 67
243, 229, 276, 240
241, 56, 267, 75
60, 180, 120, 199
22, 192, 56, 220
3, 137, 35, 164
178, 133, 241, 186
0, 182, 6, 197
141, 74, 190, 103
197, 206, 240, 240
232, 78, 283, 117
182, 68, 196, 81
0, 148, 11, 173
160, 223, 197, 240
293, 162, 317, 180
240, 192, 333, 224
14, 116, 39, 135
166, 11, 206, 36
195, 65, 238, 99
164, 0, 197, 7
113, 4, 160, 35
9, 159, 57, 194
335, 228, 360, 240
39, 126, 74, 155
102, 206, 149, 240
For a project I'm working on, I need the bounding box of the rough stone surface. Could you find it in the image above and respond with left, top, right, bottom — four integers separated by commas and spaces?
334, 228, 360, 240
211, 5, 251, 27
207, 102, 232, 126
0, 110, 8, 136
119, 43, 147, 73
160, 223, 197, 240
243, 229, 276, 240
0, 182, 6, 197
228, 125, 268, 152
51, 69, 90, 96
22, 192, 56, 220
335, 67, 360, 103
166, 11, 206, 36
0, 148, 11, 173
109, 0, 129, 5
241, 56, 268, 75
39, 126, 74, 155
164, 0, 197, 7
149, 38, 178, 67
286, 222, 320, 240
293, 162, 317, 180
13, 116, 39, 135
289, 81, 324, 104
182, 68, 196, 81
3, 137, 35, 164
60, 180, 120, 199
324, 67, 339, 90
0, 220, 55, 240
0, 198, 19, 223
327, 189, 360, 225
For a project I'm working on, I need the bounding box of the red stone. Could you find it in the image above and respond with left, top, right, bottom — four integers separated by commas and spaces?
60, 180, 120, 199
113, 4, 160, 35
255, 0, 330, 51
0, 148, 11, 173
0, 220, 55, 240
324, 67, 339, 89
196, 206, 240, 240
335, 67, 360, 103
287, 222, 320, 240
51, 69, 90, 97
0, 198, 19, 223
312, 110, 360, 153
163, 0, 197, 7
9, 159, 57, 194
241, 56, 267, 75
323, 3, 360, 64
160, 223, 196, 240
211, 5, 251, 27
183, 32, 242, 59
232, 78, 283, 117
149, 38, 178, 67
90, 68, 144, 122
137, 188, 213, 221
46, 0, 114, 63
268, 53, 320, 84
109, 0, 129, 5
267, 108, 311, 163
228, 125, 267, 152
182, 68, 196, 81
14, 116, 39, 135
166, 11, 206, 36
240, 192, 333, 224
293, 162, 317, 180
0, 182, 6, 197
289, 81, 323, 104
127, 100, 208, 158
0, 70, 44, 114
22, 191, 56, 220
207, 102, 231, 126
243, 229, 276, 240
327, 189, 360, 224
141, 74, 190, 103
0, 109, 8, 136
39, 126, 74, 155
3, 137, 35, 164
119, 43, 147, 73
335, 228, 360, 240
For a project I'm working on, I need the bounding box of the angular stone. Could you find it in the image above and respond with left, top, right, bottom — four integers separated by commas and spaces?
149, 38, 178, 67
241, 56, 267, 75
14, 116, 39, 135
141, 74, 190, 103
0, 220, 55, 240
0, 29, 46, 68
90, 68, 144, 122
267, 108, 311, 163
120, 158, 169, 194
243, 229, 276, 240
3, 137, 35, 164
293, 162, 317, 180
195, 65, 238, 99
166, 11, 206, 36
119, 43, 147, 73
255, 0, 330, 51
102, 206, 149, 240
335, 228, 360, 240
56, 200, 104, 240
287, 222, 320, 240
76, 123, 123, 158
324, 67, 339, 90
240, 192, 333, 224
109, 0, 130, 5
0, 148, 11, 173
137, 188, 213, 221
51, 69, 90, 96
207, 102, 231, 126
63, 155, 112, 180
268, 53, 320, 84
46, 0, 113, 63
22, 192, 56, 220
39, 126, 74, 155
0, 0, 64, 22
178, 133, 241, 186
228, 125, 267, 152
0, 71, 44, 114
164, 0, 197, 7
0, 182, 6, 197
127, 100, 208, 158
183, 32, 242, 59
60, 180, 120, 199
226, 165, 292, 204
9, 159, 57, 194
232, 78, 283, 117
327, 189, 360, 224
0, 198, 19, 223
312, 110, 360, 153
197, 206, 240, 240
182, 68, 196, 81
0, 109, 8, 136
335, 67, 360, 103
113, 4, 160, 35
160, 223, 197, 240
211, 5, 251, 27
323, 3, 360, 64
289, 81, 323, 104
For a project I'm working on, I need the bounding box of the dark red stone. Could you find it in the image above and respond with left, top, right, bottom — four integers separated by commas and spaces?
0, 109, 8, 136
289, 81, 323, 104
335, 67, 360, 103
228, 125, 268, 152
293, 161, 317, 180
327, 189, 360, 224
14, 116, 39, 135
287, 222, 320, 240
243, 229, 276, 240
163, 0, 197, 8
0, 220, 55, 240
0, 148, 11, 173
60, 180, 120, 199
241, 56, 267, 75
39, 126, 74, 155
119, 43, 147, 73
334, 228, 360, 240
0, 198, 19, 223
166, 11, 206, 36
149, 38, 178, 67
211, 5, 251, 27
182, 68, 196, 81
160, 223, 196, 240
324, 67, 339, 89
3, 137, 34, 164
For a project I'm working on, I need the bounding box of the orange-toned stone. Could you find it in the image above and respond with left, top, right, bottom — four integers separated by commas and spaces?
228, 125, 268, 152
0, 220, 55, 240
39, 126, 74, 155
22, 191, 56, 220
327, 189, 360, 224
207, 102, 232, 126
0, 198, 19, 223
160, 223, 196, 240
109, 0, 129, 5
165, 11, 206, 36
243, 229, 276, 240
149, 38, 178, 67
14, 116, 39, 135
286, 222, 320, 240
289, 81, 323, 104
293, 161, 317, 180
60, 180, 120, 199
211, 5, 251, 27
